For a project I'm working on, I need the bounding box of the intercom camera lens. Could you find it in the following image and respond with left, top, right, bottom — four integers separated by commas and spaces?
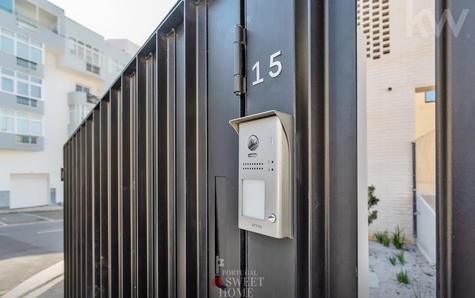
247, 135, 259, 151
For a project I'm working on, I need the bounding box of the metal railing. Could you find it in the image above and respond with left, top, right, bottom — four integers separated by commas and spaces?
15, 11, 59, 34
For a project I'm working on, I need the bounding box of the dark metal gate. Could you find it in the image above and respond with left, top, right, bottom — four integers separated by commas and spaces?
63, 0, 359, 297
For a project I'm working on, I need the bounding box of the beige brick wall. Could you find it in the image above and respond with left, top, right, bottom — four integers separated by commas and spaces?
365, 0, 435, 242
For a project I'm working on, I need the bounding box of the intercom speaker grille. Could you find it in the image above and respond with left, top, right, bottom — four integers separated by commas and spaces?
242, 162, 264, 171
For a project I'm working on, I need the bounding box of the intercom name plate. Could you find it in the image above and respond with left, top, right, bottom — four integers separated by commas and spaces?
229, 110, 292, 239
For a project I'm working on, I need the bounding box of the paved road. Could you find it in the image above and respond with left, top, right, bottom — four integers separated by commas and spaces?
39, 279, 63, 298
0, 210, 63, 295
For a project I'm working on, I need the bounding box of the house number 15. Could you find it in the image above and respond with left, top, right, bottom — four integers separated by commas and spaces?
251, 50, 283, 86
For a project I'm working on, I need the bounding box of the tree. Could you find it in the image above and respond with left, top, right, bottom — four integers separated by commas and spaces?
368, 185, 379, 225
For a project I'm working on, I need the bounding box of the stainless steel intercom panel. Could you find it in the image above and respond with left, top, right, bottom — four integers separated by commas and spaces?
230, 110, 292, 238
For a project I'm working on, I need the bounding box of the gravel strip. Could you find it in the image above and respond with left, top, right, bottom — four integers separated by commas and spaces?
369, 241, 435, 298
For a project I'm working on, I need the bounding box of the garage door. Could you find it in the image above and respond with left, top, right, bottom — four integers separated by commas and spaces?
10, 174, 49, 209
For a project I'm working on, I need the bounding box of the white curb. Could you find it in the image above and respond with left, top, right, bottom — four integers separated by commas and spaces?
2, 261, 63, 298
25, 274, 63, 298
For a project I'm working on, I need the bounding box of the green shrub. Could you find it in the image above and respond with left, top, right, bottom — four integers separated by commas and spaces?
368, 185, 380, 225
374, 231, 390, 247
392, 226, 406, 250
396, 270, 410, 285
395, 251, 405, 265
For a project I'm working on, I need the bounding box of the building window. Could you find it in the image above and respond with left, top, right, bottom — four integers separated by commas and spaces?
17, 80, 29, 96
1, 77, 14, 92
0, 108, 42, 136
0, 110, 14, 132
68, 37, 77, 55
16, 57, 37, 70
0, 28, 14, 55
16, 135, 38, 144
69, 38, 102, 75
0, 27, 44, 64
1, 68, 42, 100
16, 41, 29, 59
86, 63, 100, 75
0, 0, 13, 13
425, 90, 436, 103
17, 96, 37, 107
76, 84, 91, 94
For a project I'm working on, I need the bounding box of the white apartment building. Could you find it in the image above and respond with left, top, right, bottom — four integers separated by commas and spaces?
358, 0, 436, 243
0, 0, 137, 209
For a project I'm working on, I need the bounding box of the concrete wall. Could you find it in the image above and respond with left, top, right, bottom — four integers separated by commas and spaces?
366, 0, 435, 242
357, 30, 369, 298
416, 195, 436, 264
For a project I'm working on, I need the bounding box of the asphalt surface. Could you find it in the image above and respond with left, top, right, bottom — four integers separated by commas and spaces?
38, 279, 63, 298
0, 210, 63, 295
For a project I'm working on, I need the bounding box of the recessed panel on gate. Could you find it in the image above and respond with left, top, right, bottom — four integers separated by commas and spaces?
244, 1, 296, 297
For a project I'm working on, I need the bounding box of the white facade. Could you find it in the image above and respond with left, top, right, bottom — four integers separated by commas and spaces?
0, 0, 135, 208
359, 0, 435, 242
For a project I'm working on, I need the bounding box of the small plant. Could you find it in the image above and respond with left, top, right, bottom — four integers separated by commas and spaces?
395, 251, 405, 265
368, 185, 379, 225
374, 231, 390, 247
392, 226, 406, 250
382, 236, 390, 247
396, 270, 410, 285
375, 232, 384, 244
389, 256, 397, 266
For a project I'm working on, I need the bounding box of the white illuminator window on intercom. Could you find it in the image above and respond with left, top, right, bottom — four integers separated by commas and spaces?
229, 110, 293, 239
242, 179, 266, 220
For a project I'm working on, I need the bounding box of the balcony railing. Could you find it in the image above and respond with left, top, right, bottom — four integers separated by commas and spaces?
15, 12, 38, 29
86, 94, 98, 104
15, 12, 59, 34
68, 91, 99, 106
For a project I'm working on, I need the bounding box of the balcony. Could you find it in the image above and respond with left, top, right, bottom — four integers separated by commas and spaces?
0, 0, 66, 53
15, 11, 59, 34
68, 91, 99, 106
68, 91, 97, 135
59, 53, 103, 80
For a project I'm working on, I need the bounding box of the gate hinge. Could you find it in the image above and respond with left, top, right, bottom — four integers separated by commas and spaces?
233, 24, 246, 96
60, 168, 64, 181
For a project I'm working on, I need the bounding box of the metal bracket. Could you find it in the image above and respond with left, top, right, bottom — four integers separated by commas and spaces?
215, 255, 224, 275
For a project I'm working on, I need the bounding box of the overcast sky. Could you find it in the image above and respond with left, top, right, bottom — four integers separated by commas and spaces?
49, 0, 177, 46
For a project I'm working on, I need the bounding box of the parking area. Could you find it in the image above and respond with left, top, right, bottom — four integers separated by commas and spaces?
0, 211, 63, 226
0, 208, 63, 296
